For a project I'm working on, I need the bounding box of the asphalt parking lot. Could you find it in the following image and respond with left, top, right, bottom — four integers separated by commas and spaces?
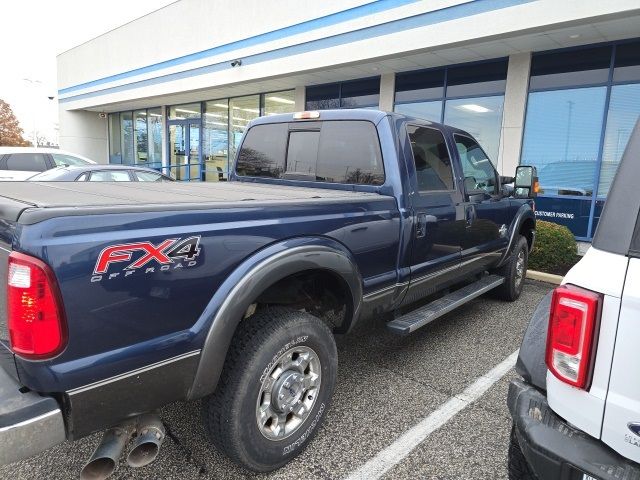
1, 280, 551, 480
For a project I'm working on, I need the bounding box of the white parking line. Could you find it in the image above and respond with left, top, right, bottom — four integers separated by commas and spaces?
344, 349, 519, 480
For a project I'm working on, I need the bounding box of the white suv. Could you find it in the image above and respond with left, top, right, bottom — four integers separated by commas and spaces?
508, 122, 640, 480
0, 147, 95, 181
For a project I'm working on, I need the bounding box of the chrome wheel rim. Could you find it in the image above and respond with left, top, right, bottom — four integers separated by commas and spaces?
256, 345, 321, 441
515, 250, 525, 289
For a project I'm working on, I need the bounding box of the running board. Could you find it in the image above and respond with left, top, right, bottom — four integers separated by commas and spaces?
386, 275, 505, 335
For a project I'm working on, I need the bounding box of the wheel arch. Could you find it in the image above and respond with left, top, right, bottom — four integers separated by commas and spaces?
188, 237, 362, 400
497, 204, 536, 267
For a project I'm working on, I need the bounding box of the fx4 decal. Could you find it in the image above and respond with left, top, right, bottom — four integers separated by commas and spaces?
92, 236, 201, 281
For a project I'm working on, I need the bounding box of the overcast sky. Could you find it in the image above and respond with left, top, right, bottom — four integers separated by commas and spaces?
0, 0, 176, 144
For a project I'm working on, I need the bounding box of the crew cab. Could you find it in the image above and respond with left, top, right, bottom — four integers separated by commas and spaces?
508, 121, 640, 479
0, 110, 536, 477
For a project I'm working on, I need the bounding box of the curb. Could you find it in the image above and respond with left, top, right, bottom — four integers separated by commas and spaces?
526, 270, 563, 285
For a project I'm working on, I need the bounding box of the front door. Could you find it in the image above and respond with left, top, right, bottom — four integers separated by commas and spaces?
453, 133, 509, 276
168, 121, 201, 181
403, 124, 464, 306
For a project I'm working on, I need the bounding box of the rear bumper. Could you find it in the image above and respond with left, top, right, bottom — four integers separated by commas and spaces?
508, 379, 640, 480
0, 366, 66, 465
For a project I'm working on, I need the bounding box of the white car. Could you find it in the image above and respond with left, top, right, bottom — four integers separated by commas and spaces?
508, 121, 640, 479
0, 147, 96, 181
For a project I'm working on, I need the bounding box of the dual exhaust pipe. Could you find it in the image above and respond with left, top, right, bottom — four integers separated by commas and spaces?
80, 414, 165, 480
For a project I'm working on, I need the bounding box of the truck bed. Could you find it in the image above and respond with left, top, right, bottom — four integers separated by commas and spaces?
0, 181, 380, 223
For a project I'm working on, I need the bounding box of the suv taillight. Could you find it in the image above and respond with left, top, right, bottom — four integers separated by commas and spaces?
7, 252, 66, 358
546, 284, 602, 389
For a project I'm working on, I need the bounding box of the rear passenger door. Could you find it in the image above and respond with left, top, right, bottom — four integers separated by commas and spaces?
1, 152, 50, 180
403, 125, 463, 305
454, 134, 509, 274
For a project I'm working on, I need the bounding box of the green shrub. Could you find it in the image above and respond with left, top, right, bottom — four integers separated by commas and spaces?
528, 220, 580, 275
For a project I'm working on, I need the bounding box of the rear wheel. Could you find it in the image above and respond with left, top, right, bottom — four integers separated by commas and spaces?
202, 308, 337, 472
508, 425, 537, 480
493, 235, 528, 301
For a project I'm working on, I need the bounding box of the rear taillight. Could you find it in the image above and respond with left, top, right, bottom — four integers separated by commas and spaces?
7, 252, 66, 358
546, 284, 602, 389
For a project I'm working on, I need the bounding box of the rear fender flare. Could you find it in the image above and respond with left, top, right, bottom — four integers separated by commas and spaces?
188, 237, 362, 400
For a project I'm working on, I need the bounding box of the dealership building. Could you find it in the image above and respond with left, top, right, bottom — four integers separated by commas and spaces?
57, 0, 640, 240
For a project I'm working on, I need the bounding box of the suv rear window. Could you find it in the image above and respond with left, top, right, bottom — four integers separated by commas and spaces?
236, 120, 384, 185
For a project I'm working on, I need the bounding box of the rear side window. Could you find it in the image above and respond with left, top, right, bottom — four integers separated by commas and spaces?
52, 153, 90, 166
6, 153, 48, 172
236, 123, 288, 178
89, 170, 131, 181
407, 125, 454, 192
236, 120, 384, 185
134, 171, 165, 182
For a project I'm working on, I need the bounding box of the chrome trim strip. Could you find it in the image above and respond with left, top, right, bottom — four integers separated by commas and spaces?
68, 350, 200, 395
0, 409, 59, 433
0, 246, 11, 254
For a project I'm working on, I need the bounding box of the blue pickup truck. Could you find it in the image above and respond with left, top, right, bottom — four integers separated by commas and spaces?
0, 109, 536, 477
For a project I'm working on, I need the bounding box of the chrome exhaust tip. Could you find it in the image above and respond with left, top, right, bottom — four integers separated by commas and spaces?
126, 414, 165, 468
80, 422, 135, 480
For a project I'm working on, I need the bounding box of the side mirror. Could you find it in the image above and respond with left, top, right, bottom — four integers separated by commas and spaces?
514, 165, 539, 198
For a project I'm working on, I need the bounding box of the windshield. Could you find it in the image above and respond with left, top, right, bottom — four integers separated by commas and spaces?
52, 153, 94, 166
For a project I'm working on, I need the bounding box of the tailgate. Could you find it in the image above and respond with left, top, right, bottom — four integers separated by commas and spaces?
601, 257, 640, 463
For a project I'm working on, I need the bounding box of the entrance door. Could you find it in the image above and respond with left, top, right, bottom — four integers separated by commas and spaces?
168, 121, 201, 181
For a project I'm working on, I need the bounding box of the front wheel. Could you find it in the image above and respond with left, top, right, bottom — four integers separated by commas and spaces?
202, 308, 337, 472
493, 235, 528, 301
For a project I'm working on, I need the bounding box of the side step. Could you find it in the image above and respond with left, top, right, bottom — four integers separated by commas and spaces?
386, 274, 505, 335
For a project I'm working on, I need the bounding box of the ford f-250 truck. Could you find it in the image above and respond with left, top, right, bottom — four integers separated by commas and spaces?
0, 109, 537, 477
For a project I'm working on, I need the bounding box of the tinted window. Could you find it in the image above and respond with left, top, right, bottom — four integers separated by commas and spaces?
285, 131, 320, 181
89, 170, 131, 181
305, 84, 340, 110
316, 121, 384, 185
6, 153, 48, 172
134, 171, 166, 182
455, 134, 497, 194
236, 123, 288, 178
446, 59, 507, 97
340, 78, 380, 108
395, 69, 445, 103
407, 125, 454, 192
530, 46, 611, 89
236, 121, 384, 185
52, 153, 91, 166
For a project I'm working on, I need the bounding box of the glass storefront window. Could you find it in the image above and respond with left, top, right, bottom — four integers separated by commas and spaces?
445, 60, 507, 97
394, 101, 442, 122
264, 90, 295, 115
340, 78, 380, 108
599, 83, 640, 197
229, 95, 260, 160
147, 108, 162, 169
522, 87, 607, 197
120, 111, 134, 164
444, 96, 505, 163
204, 99, 229, 181
108, 113, 121, 164
305, 84, 340, 110
613, 40, 640, 83
134, 110, 148, 165
529, 46, 611, 90
169, 103, 201, 120
305, 78, 380, 110
395, 69, 444, 103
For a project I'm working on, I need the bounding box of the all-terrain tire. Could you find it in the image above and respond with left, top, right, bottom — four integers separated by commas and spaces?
493, 235, 528, 301
202, 307, 337, 472
508, 426, 537, 480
